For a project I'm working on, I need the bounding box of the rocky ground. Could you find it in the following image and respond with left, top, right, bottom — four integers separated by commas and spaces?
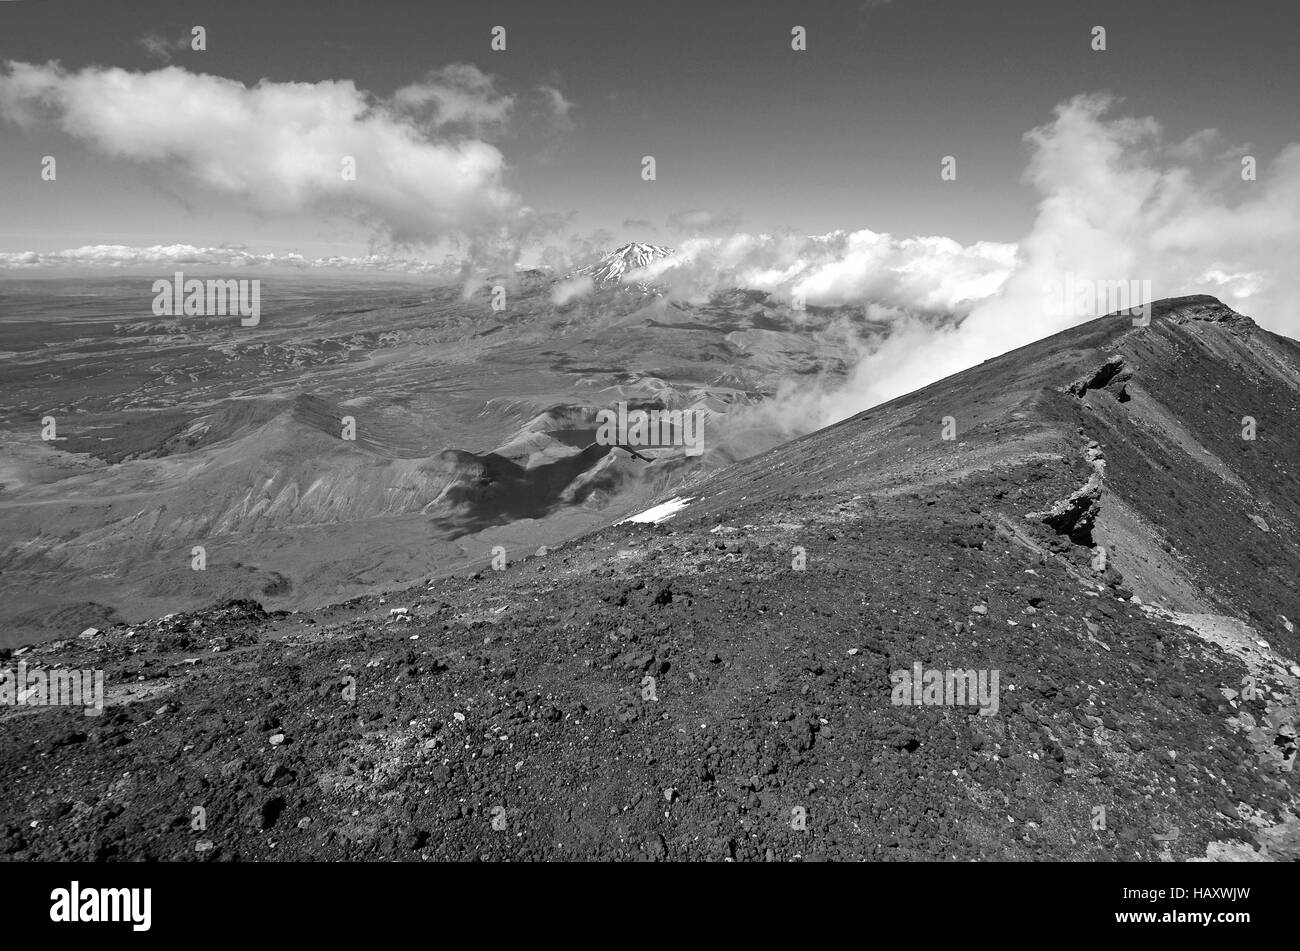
2, 296, 1297, 861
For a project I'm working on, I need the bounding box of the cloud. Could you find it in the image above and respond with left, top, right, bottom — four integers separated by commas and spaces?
550, 275, 594, 305
137, 31, 192, 64
536, 85, 575, 125
942, 93, 1300, 379
630, 229, 1016, 312
0, 60, 523, 246
392, 63, 514, 134
0, 243, 459, 274
1166, 127, 1222, 163
646, 94, 1300, 436
624, 229, 1015, 446
841, 95, 1300, 420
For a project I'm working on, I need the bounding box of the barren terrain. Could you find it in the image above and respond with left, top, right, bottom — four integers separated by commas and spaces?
2, 295, 1296, 861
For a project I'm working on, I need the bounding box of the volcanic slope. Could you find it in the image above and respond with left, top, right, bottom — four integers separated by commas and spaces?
2, 295, 1298, 862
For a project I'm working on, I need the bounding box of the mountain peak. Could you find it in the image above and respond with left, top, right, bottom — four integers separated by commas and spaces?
1111, 294, 1256, 328
570, 242, 673, 288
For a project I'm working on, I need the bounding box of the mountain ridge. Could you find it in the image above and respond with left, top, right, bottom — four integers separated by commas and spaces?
3, 292, 1298, 862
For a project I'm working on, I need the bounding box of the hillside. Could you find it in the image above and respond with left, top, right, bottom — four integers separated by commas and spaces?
1, 295, 1297, 862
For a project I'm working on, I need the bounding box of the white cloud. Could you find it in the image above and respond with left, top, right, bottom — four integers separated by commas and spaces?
631, 229, 1017, 313
392, 63, 514, 133
136, 31, 192, 64
637, 94, 1300, 433
550, 275, 594, 305
0, 60, 522, 246
883, 93, 1300, 410
0, 243, 455, 274
537, 85, 574, 123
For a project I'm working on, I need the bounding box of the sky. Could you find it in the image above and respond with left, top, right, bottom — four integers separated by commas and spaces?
1, 0, 1295, 256
2, 0, 1299, 414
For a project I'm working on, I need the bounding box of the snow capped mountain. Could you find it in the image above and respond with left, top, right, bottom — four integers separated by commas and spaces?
570, 242, 673, 289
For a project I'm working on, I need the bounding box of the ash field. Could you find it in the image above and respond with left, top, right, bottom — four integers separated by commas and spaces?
1, 281, 1298, 862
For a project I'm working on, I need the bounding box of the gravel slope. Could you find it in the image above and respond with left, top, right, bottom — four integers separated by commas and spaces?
2, 296, 1297, 862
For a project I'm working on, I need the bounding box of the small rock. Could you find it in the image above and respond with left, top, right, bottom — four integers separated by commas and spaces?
269, 733, 286, 746
261, 764, 293, 787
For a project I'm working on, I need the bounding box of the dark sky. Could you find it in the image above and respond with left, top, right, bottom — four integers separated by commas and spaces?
1, 0, 1296, 258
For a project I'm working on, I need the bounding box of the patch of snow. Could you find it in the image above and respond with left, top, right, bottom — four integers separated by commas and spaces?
619, 496, 695, 524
